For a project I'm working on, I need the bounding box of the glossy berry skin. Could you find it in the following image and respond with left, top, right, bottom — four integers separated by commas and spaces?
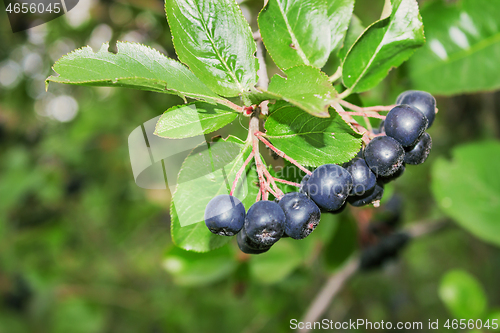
237, 226, 271, 254
404, 132, 432, 165
344, 157, 377, 196
244, 201, 285, 246
302, 164, 353, 211
396, 90, 436, 128
204, 194, 245, 236
364, 136, 405, 177
384, 105, 428, 147
347, 182, 384, 207
278, 192, 321, 239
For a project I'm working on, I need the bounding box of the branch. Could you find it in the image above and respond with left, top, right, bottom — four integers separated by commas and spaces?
339, 100, 395, 113
254, 131, 312, 176
299, 219, 451, 332
328, 67, 342, 83
249, 114, 268, 201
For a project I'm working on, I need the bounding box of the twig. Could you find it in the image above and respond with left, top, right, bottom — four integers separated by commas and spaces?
339, 100, 395, 113
337, 111, 386, 120
250, 116, 268, 201
272, 178, 301, 187
300, 257, 360, 333
230, 151, 255, 196
255, 30, 269, 115
299, 219, 451, 332
254, 131, 312, 176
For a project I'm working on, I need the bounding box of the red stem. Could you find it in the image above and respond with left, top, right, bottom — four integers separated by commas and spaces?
273, 178, 301, 187
254, 131, 312, 176
230, 152, 255, 196
338, 111, 386, 120
339, 100, 395, 113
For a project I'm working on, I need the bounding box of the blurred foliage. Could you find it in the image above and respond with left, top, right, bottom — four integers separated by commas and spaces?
0, 0, 500, 332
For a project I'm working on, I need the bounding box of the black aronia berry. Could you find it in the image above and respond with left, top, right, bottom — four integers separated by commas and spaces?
204, 90, 437, 254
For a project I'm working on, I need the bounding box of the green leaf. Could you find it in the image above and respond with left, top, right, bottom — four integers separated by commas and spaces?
431, 141, 500, 247
163, 246, 237, 285
342, 0, 424, 93
264, 102, 362, 167
46, 42, 223, 105
267, 66, 337, 118
165, 0, 258, 97
338, 15, 365, 60
258, 0, 331, 70
408, 0, 500, 95
439, 270, 487, 319
154, 102, 238, 139
327, 0, 356, 53
170, 137, 259, 252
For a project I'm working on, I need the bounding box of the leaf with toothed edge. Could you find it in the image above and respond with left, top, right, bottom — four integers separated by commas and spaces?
46, 42, 226, 105
264, 101, 362, 167
326, 0, 356, 54
165, 0, 258, 97
267, 66, 337, 118
154, 102, 238, 139
258, 0, 331, 70
170, 136, 260, 252
342, 0, 425, 93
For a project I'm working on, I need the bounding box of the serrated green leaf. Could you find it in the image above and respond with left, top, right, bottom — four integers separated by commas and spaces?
431, 141, 500, 247
163, 246, 237, 286
170, 137, 259, 252
154, 102, 238, 139
165, 0, 258, 97
258, 0, 330, 70
342, 0, 424, 93
439, 270, 487, 319
267, 66, 337, 118
338, 15, 365, 60
327, 0, 356, 53
408, 0, 500, 95
46, 42, 224, 105
264, 102, 362, 167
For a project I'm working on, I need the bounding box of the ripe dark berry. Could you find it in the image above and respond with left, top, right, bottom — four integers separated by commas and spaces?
360, 232, 410, 271
347, 182, 384, 207
396, 90, 436, 128
237, 226, 271, 254
404, 132, 432, 165
344, 157, 377, 196
278, 192, 321, 239
244, 200, 285, 246
204, 194, 245, 236
378, 163, 405, 184
384, 105, 428, 147
302, 164, 353, 211
299, 174, 310, 195
364, 136, 405, 177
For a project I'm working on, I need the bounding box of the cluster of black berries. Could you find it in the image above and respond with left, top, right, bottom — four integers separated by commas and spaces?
204, 90, 436, 254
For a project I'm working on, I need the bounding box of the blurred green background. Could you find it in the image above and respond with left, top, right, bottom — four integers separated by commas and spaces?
1, 0, 500, 332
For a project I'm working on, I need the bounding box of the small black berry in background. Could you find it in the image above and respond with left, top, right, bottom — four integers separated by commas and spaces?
347, 182, 384, 207
396, 90, 436, 128
278, 192, 321, 239
378, 163, 405, 184
360, 232, 410, 271
344, 157, 377, 196
372, 195, 404, 230
404, 132, 432, 165
384, 105, 428, 147
302, 164, 353, 211
237, 226, 271, 254
244, 200, 285, 246
204, 194, 245, 236
364, 136, 405, 177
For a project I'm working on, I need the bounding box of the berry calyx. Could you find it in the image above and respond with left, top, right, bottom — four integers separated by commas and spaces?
384, 105, 428, 147
237, 226, 271, 254
204, 194, 245, 236
244, 200, 285, 246
404, 132, 432, 165
344, 157, 377, 196
278, 192, 321, 240
302, 164, 353, 211
364, 136, 405, 177
396, 90, 436, 128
